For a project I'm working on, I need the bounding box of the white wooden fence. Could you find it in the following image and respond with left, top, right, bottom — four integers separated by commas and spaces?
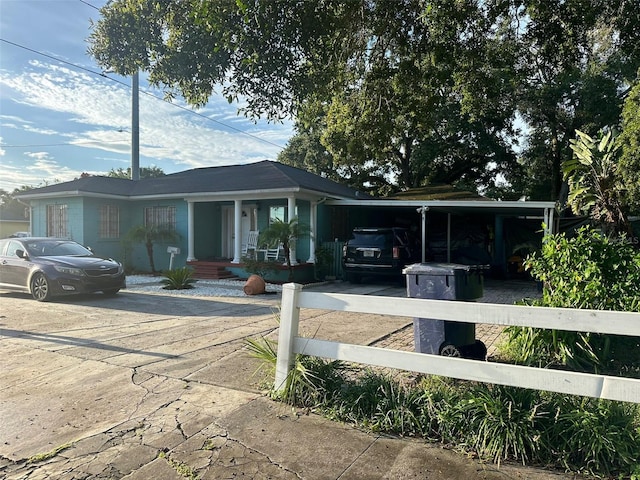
275, 283, 640, 404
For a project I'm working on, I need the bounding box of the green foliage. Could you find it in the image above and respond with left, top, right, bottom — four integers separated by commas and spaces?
564, 129, 631, 235
502, 226, 640, 372
160, 266, 195, 290
107, 166, 165, 179
240, 256, 279, 278
89, 0, 640, 199
619, 79, 640, 213
248, 334, 640, 477
547, 395, 640, 475
333, 372, 424, 437
528, 226, 640, 311
245, 335, 345, 407
258, 218, 310, 281
124, 224, 180, 274
450, 384, 549, 465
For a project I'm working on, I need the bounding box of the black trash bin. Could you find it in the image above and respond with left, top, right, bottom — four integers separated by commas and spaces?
403, 263, 487, 359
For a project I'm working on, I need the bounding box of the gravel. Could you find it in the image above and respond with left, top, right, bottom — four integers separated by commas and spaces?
125, 275, 283, 297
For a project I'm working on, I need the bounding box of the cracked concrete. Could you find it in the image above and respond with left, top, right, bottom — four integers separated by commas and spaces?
0, 281, 573, 479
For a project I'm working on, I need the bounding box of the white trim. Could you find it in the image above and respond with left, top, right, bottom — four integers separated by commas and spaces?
326, 199, 556, 210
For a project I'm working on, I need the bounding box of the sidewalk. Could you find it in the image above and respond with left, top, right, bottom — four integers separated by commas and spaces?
1, 279, 572, 480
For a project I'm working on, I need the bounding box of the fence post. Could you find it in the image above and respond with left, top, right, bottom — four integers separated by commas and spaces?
274, 282, 303, 392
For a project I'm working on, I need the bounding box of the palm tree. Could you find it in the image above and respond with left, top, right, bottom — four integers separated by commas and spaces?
564, 129, 632, 237
125, 224, 180, 274
258, 218, 310, 281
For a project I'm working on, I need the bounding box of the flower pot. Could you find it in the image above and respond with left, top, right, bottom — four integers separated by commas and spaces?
243, 274, 266, 295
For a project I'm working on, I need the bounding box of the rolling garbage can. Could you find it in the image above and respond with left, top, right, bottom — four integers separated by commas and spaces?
403, 263, 487, 360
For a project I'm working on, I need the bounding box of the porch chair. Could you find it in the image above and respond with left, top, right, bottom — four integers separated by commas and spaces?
264, 243, 284, 262
241, 230, 259, 258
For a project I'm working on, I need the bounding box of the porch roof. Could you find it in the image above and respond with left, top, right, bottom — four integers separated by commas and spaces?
327, 198, 556, 217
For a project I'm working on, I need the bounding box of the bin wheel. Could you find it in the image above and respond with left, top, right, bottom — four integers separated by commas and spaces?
439, 343, 462, 357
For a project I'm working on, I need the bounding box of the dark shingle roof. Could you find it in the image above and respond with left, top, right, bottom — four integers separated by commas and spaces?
17, 161, 365, 200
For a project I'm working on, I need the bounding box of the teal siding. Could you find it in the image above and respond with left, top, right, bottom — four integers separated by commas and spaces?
122, 199, 188, 273
28, 196, 324, 272
80, 198, 130, 262
193, 202, 220, 260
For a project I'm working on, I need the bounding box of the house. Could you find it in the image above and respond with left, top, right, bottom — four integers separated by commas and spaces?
0, 203, 30, 238
16, 160, 556, 279
15, 161, 366, 279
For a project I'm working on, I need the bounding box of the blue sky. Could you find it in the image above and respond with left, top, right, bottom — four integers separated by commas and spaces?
0, 0, 293, 192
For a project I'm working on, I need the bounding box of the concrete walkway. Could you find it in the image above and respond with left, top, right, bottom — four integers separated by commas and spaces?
0, 279, 572, 479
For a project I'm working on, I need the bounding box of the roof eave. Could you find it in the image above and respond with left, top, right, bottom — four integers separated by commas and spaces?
16, 191, 128, 201
326, 199, 556, 210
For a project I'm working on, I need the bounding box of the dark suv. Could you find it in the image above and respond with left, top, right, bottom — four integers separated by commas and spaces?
342, 227, 420, 283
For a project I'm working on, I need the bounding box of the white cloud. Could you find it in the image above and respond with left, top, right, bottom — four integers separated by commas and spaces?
0, 60, 292, 187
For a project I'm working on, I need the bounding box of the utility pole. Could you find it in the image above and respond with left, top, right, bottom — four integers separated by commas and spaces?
131, 71, 140, 181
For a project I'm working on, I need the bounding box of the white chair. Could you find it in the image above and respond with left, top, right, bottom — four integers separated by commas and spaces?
264, 244, 283, 261
241, 230, 259, 258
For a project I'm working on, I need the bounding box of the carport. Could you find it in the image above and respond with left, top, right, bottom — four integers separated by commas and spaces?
324, 199, 556, 277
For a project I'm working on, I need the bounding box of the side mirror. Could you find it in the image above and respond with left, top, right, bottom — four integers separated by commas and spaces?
16, 249, 27, 259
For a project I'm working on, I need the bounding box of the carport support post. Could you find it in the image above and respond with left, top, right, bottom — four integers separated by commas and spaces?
275, 283, 303, 393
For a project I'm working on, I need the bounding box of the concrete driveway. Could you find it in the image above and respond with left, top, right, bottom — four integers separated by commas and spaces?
0, 280, 565, 479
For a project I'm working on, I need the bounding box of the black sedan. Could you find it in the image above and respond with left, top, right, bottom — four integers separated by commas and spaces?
0, 237, 125, 301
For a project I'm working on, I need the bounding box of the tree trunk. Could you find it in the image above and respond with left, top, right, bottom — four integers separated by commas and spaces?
145, 241, 156, 274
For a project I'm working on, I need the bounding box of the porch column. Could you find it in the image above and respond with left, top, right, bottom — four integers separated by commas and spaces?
187, 201, 196, 261
495, 215, 506, 275
287, 196, 298, 265
307, 201, 317, 263
231, 199, 242, 264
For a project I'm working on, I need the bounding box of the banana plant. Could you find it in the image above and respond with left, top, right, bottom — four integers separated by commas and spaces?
564, 129, 631, 236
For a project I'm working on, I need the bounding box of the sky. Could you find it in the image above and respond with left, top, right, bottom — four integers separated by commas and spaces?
0, 0, 294, 193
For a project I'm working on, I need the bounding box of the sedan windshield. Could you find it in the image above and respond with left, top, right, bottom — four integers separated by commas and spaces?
25, 240, 93, 257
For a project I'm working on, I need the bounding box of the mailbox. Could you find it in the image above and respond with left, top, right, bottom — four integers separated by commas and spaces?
167, 246, 180, 254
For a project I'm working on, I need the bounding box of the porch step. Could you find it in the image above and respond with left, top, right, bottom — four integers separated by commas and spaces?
187, 261, 237, 280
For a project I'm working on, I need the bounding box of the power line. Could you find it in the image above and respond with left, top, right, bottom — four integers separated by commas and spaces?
0, 37, 287, 151
2, 141, 127, 148
78, 0, 99, 10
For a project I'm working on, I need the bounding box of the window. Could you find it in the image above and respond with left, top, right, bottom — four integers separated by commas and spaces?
6, 240, 22, 257
47, 204, 68, 237
269, 205, 298, 225
100, 205, 120, 238
269, 206, 286, 224
144, 206, 176, 230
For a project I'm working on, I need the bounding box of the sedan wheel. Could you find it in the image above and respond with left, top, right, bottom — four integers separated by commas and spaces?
31, 272, 52, 302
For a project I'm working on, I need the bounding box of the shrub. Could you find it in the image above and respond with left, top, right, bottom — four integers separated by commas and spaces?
448, 384, 550, 465
502, 226, 640, 373
161, 266, 196, 290
545, 394, 640, 476
241, 256, 279, 279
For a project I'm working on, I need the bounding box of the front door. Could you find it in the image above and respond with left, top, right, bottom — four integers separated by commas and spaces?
221, 205, 255, 259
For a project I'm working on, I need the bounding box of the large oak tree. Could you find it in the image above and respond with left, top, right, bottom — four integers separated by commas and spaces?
89, 0, 639, 200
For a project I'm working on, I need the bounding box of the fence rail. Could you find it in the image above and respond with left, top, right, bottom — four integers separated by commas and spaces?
275, 283, 640, 404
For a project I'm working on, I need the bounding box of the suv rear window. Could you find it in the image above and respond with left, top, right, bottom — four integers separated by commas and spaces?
349, 231, 395, 247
